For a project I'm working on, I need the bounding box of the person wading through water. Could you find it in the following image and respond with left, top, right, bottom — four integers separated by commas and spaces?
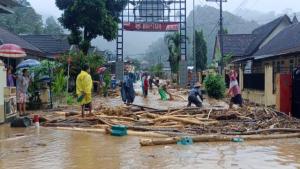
143, 74, 149, 98
228, 70, 243, 108
187, 82, 203, 107
76, 64, 93, 118
121, 73, 135, 105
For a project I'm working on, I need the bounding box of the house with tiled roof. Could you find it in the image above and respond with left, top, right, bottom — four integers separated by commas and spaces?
214, 15, 300, 117
213, 34, 256, 61
21, 35, 70, 59
0, 27, 45, 62
0, 0, 21, 14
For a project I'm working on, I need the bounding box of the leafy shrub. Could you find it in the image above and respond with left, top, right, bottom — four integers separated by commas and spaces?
66, 93, 75, 105
52, 69, 67, 99
102, 71, 111, 97
58, 51, 105, 79
204, 74, 226, 99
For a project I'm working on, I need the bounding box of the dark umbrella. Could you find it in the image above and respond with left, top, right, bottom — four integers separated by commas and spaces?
16, 59, 41, 69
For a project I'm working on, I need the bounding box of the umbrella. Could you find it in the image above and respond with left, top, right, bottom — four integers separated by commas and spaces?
16, 59, 41, 69
97, 67, 107, 73
0, 44, 26, 58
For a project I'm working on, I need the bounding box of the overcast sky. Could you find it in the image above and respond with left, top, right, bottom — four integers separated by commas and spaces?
27, 0, 300, 54
28, 0, 300, 20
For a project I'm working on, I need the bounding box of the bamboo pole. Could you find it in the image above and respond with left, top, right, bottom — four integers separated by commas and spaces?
223, 128, 300, 135
96, 115, 137, 122
54, 127, 169, 138
154, 116, 218, 125
140, 133, 300, 146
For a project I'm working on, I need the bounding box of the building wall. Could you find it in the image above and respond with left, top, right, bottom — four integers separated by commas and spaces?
242, 89, 265, 105
240, 65, 276, 106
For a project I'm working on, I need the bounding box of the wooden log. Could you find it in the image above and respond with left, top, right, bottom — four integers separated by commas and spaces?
154, 116, 218, 125
166, 107, 186, 115
207, 109, 213, 119
140, 133, 300, 146
142, 113, 159, 119
43, 123, 91, 128
53, 127, 169, 138
127, 126, 181, 132
223, 128, 300, 135
171, 94, 187, 101
96, 115, 137, 122
131, 104, 161, 111
66, 112, 80, 117
158, 122, 180, 126
93, 115, 113, 126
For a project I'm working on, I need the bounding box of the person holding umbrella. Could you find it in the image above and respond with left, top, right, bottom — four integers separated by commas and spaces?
6, 66, 15, 87
16, 69, 30, 116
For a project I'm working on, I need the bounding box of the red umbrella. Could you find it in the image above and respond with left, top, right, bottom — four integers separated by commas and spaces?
97, 67, 106, 73
0, 44, 26, 58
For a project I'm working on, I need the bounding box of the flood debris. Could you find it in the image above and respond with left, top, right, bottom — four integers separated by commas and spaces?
41, 100, 300, 146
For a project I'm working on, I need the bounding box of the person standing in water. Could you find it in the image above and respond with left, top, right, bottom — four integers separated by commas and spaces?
16, 69, 30, 116
187, 82, 203, 107
76, 64, 93, 118
228, 70, 243, 108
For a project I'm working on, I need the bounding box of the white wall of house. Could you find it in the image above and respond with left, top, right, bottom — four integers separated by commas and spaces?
259, 19, 291, 49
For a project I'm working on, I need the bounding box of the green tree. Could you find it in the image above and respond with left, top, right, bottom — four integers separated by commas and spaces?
43, 16, 64, 35
195, 30, 207, 71
165, 32, 181, 74
150, 63, 163, 77
0, 1, 43, 34
58, 51, 105, 80
55, 0, 127, 54
131, 58, 141, 71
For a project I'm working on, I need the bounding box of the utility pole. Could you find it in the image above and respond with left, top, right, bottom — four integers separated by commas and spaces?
193, 0, 197, 82
206, 0, 227, 74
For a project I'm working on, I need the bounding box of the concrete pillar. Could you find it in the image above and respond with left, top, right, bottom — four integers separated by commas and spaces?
0, 61, 6, 123
179, 60, 188, 87
115, 61, 124, 81
264, 65, 276, 106
239, 67, 243, 90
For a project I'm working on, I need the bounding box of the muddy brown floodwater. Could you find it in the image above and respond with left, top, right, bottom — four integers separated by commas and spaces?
0, 84, 299, 169
0, 124, 300, 169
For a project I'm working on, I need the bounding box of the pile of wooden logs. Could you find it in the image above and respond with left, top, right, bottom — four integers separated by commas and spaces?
42, 103, 300, 146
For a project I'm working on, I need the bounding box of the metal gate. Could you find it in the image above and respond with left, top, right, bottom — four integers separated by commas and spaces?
116, 0, 187, 83
293, 67, 300, 118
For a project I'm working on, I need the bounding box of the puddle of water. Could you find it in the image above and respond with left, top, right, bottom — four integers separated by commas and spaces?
0, 125, 300, 169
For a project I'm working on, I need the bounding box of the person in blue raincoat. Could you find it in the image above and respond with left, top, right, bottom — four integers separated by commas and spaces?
125, 73, 135, 105
120, 73, 135, 105
120, 80, 127, 103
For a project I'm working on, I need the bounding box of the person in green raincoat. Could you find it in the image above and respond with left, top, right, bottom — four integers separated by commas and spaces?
158, 83, 173, 101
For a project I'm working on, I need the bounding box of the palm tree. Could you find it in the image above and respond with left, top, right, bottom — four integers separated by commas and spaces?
165, 32, 181, 79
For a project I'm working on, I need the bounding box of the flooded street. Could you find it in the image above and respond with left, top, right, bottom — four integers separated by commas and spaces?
1, 83, 299, 169
1, 125, 300, 169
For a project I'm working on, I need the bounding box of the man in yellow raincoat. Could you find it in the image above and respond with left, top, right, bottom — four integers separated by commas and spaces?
76, 64, 93, 118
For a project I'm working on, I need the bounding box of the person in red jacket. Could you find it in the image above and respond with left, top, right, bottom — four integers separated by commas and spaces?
143, 75, 149, 98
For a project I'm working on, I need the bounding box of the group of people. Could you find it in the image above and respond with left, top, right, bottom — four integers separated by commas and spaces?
6, 62, 243, 118
75, 65, 243, 118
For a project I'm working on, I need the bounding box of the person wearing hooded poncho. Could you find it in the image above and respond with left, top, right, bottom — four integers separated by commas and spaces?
121, 73, 135, 105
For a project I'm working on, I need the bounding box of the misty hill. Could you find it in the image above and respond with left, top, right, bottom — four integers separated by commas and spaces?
186, 5, 259, 64
92, 31, 164, 58
144, 5, 259, 66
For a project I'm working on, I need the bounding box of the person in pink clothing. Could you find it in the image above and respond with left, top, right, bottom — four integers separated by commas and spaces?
227, 70, 243, 108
